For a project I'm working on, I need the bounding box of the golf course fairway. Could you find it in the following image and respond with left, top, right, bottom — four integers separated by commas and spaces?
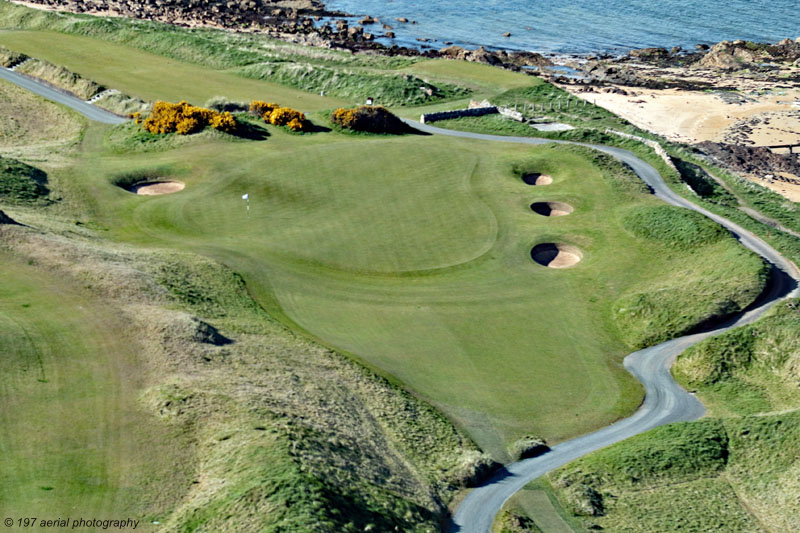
0, 252, 186, 526
62, 123, 764, 458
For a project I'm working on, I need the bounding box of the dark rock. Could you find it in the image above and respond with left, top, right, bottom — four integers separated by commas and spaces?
697, 141, 800, 179
629, 47, 669, 59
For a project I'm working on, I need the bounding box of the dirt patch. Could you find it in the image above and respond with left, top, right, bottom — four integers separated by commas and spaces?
523, 173, 553, 185
130, 181, 185, 196
531, 201, 573, 217
531, 243, 582, 268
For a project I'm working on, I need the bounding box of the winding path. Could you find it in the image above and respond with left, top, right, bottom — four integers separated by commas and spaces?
4, 69, 798, 531
405, 121, 800, 533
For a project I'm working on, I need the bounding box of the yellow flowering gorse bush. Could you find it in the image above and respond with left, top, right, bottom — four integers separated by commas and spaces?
138, 101, 237, 135
250, 100, 311, 132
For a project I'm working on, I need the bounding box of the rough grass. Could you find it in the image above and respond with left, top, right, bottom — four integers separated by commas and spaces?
238, 62, 470, 107
0, 42, 25, 66
548, 412, 800, 532
674, 298, 800, 416
0, 77, 83, 159
621, 205, 729, 249
612, 239, 767, 348
15, 57, 104, 99
0, 155, 48, 203
93, 91, 149, 115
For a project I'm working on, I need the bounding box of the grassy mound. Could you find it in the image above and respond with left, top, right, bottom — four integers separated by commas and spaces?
621, 205, 728, 248
0, 44, 26, 67
0, 156, 48, 203
0, 209, 18, 224
548, 412, 800, 532
613, 205, 767, 348
239, 63, 470, 107
674, 298, 800, 415
15, 57, 104, 100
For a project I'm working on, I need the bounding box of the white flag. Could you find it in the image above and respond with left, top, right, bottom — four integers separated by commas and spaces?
242, 194, 249, 200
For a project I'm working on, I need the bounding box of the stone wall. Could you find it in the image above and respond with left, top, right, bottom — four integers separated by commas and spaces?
420, 106, 498, 124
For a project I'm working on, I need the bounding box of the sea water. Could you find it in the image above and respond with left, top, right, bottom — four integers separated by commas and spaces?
324, 0, 799, 55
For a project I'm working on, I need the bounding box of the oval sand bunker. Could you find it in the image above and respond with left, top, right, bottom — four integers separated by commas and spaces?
522, 173, 553, 186
131, 181, 185, 196
531, 201, 574, 217
531, 243, 582, 268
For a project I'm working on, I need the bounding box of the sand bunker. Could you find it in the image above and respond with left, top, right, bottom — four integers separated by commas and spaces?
531, 201, 574, 217
522, 173, 553, 186
130, 181, 185, 196
531, 243, 582, 268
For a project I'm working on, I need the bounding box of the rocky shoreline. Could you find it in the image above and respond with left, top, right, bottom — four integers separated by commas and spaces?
8, 0, 553, 70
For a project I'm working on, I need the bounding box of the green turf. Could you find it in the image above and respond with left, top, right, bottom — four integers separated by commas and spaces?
0, 252, 187, 530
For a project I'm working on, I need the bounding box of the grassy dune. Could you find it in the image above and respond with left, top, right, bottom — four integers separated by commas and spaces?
675, 298, 800, 416
547, 412, 800, 532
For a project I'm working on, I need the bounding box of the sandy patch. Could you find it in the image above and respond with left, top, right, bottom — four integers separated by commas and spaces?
747, 173, 800, 203
569, 87, 800, 145
523, 173, 553, 185
531, 243, 582, 268
530, 201, 574, 217
131, 181, 185, 196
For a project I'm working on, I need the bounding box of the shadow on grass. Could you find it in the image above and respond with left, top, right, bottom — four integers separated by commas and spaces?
230, 119, 270, 141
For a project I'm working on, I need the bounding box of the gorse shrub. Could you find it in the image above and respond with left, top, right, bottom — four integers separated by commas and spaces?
139, 101, 237, 135
249, 100, 279, 116
250, 100, 311, 132
331, 106, 408, 134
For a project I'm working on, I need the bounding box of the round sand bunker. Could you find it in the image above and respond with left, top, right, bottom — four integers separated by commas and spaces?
530, 243, 582, 268
522, 173, 553, 186
130, 181, 185, 196
530, 201, 574, 217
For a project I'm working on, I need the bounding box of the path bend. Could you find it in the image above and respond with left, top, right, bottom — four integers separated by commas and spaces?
403, 121, 799, 533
